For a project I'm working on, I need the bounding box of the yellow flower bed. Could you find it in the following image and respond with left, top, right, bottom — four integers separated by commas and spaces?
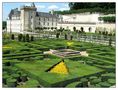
2, 46, 12, 49
50, 61, 69, 74
67, 42, 73, 46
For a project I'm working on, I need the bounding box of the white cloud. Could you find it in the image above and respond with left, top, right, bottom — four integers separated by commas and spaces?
64, 4, 68, 7
25, 4, 31, 6
48, 5, 58, 10
36, 5, 45, 9
59, 7, 69, 11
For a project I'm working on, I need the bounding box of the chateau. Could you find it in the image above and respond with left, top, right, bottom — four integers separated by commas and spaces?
7, 3, 115, 34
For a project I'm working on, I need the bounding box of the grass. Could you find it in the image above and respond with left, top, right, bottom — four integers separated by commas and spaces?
3, 38, 115, 87
15, 59, 103, 86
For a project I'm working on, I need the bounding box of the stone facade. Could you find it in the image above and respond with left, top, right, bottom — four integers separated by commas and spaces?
7, 3, 115, 34
7, 3, 58, 34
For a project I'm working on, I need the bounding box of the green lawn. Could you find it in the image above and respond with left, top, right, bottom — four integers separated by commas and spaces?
3, 38, 115, 87
15, 58, 103, 86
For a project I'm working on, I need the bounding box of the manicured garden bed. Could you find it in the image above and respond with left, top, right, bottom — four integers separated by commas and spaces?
3, 38, 116, 87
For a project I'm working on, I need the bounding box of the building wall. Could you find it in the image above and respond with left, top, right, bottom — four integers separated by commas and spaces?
61, 13, 100, 23
96, 23, 115, 33
35, 17, 57, 28
57, 23, 96, 33
7, 19, 21, 33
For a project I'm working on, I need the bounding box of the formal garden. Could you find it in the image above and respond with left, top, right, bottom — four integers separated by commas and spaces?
2, 31, 115, 88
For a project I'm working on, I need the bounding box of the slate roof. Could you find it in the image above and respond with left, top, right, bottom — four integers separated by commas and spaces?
9, 8, 20, 19
8, 8, 59, 19
36, 12, 58, 18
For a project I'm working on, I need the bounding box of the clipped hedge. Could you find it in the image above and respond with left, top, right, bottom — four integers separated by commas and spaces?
66, 81, 81, 88
3, 74, 10, 85
11, 74, 21, 82
101, 73, 115, 81
89, 76, 98, 81
3, 49, 11, 54
107, 79, 115, 85
20, 74, 28, 82
20, 79, 39, 88
6, 78, 17, 87
90, 78, 101, 85
98, 82, 111, 87
80, 78, 88, 87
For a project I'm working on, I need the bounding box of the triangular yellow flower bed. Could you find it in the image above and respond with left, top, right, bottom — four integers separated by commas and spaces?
46, 60, 69, 74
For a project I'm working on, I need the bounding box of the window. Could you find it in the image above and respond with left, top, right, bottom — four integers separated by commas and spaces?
47, 23, 49, 26
39, 22, 40, 25
44, 18, 45, 21
43, 22, 45, 25
39, 18, 40, 20
31, 16, 32, 19
52, 22, 53, 26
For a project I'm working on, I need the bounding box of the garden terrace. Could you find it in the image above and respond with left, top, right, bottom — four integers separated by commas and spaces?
14, 59, 103, 87
3, 38, 115, 87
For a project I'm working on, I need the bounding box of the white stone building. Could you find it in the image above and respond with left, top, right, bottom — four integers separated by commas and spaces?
58, 13, 115, 33
7, 3, 115, 34
7, 3, 58, 34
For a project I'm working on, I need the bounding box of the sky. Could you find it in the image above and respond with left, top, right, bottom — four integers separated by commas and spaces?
2, 2, 70, 21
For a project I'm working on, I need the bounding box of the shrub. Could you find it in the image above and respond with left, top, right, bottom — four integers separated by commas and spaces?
23, 35, 25, 42
89, 76, 98, 81
98, 82, 111, 87
70, 35, 73, 40
11, 34, 15, 40
31, 36, 34, 41
107, 79, 115, 85
6, 78, 17, 87
95, 84, 101, 87
16, 71, 23, 76
18, 34, 23, 41
56, 33, 60, 38
65, 34, 67, 40
12, 74, 21, 82
80, 78, 88, 87
109, 37, 112, 46
4, 62, 11, 66
20, 74, 28, 82
26, 34, 30, 42
24, 79, 39, 87
3, 49, 10, 54
3, 74, 10, 84
9, 67, 18, 74
90, 78, 101, 85
101, 73, 115, 81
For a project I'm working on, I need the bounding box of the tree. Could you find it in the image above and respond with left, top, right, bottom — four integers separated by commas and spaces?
31, 36, 34, 41
18, 34, 23, 41
73, 27, 76, 32
65, 34, 67, 40
23, 35, 25, 42
99, 16, 115, 23
26, 34, 30, 42
51, 27, 53, 31
11, 34, 15, 40
80, 27, 84, 33
56, 33, 60, 38
70, 35, 73, 40
55, 3, 115, 15
109, 37, 112, 46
